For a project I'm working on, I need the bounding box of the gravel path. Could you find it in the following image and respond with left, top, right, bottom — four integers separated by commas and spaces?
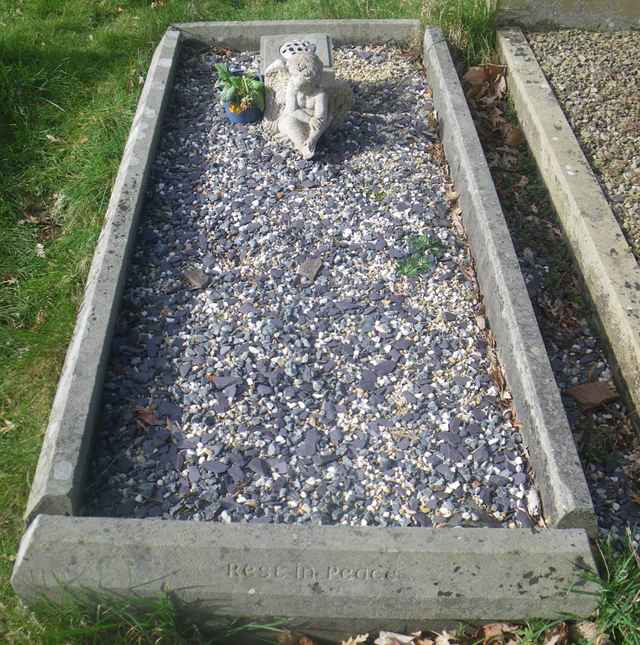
527, 30, 640, 258
87, 44, 536, 529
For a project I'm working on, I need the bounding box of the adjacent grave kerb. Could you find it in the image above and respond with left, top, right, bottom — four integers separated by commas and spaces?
498, 28, 640, 429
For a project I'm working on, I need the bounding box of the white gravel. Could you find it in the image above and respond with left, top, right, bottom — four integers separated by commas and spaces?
527, 30, 640, 256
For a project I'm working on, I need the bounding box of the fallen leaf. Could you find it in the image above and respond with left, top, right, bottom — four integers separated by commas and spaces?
527, 488, 541, 517
0, 419, 16, 435
341, 635, 369, 645
480, 623, 519, 644
504, 124, 525, 146
463, 66, 490, 85
375, 631, 415, 644
451, 210, 465, 238
475, 314, 486, 330
569, 622, 609, 644
544, 623, 568, 645
35, 242, 46, 258
183, 268, 210, 289
445, 191, 459, 202
434, 631, 457, 645
566, 381, 618, 408
299, 636, 316, 645
45, 133, 61, 143
135, 406, 159, 428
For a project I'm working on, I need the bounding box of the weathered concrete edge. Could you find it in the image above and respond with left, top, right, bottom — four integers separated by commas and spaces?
23, 29, 182, 525
172, 19, 422, 49
422, 28, 596, 534
11, 515, 598, 634
498, 28, 640, 424
496, 1, 640, 31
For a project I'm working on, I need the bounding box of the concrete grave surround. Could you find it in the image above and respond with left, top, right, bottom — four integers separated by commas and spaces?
498, 28, 640, 425
13, 21, 599, 633
496, 0, 640, 30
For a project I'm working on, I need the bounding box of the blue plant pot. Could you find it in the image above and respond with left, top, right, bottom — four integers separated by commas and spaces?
224, 102, 263, 124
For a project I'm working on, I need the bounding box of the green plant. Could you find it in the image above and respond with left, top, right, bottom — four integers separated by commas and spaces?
423, 0, 497, 67
397, 235, 444, 277
1, 588, 287, 644
214, 64, 265, 113
579, 533, 640, 643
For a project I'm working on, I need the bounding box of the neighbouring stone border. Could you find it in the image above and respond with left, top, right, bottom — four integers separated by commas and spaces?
11, 515, 598, 637
423, 28, 596, 534
496, 0, 640, 31
23, 28, 182, 524
498, 28, 640, 428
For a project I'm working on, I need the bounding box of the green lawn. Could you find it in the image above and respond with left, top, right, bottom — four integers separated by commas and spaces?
2, 1, 638, 643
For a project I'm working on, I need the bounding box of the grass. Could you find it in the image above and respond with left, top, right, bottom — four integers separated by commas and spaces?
588, 534, 640, 644
422, 0, 497, 66
1, 588, 287, 644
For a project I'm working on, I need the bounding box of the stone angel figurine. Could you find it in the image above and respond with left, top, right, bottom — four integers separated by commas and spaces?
263, 42, 352, 159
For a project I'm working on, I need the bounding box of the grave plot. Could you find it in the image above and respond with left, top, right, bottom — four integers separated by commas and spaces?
86, 44, 535, 530
12, 22, 600, 633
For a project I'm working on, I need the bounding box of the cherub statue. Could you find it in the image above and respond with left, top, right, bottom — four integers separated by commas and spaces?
263, 46, 351, 159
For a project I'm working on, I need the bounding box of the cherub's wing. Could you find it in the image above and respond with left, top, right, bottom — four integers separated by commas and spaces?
263, 59, 289, 135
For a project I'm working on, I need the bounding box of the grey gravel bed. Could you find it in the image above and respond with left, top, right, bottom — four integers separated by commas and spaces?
87, 44, 536, 529
527, 30, 640, 258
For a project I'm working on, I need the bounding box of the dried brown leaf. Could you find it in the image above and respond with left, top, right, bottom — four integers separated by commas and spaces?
0, 419, 16, 435
299, 636, 316, 645
566, 381, 618, 408
375, 631, 415, 645
544, 623, 568, 645
434, 631, 457, 645
480, 623, 519, 644
475, 314, 486, 331
135, 406, 159, 428
341, 635, 369, 645
504, 124, 525, 146
183, 268, 210, 289
463, 66, 490, 85
451, 209, 465, 238
278, 631, 297, 645
493, 75, 507, 99
569, 622, 610, 644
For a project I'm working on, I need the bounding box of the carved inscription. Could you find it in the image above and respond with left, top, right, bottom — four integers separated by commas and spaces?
227, 562, 398, 582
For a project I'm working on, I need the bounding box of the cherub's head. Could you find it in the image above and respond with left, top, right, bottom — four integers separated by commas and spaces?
286, 51, 323, 89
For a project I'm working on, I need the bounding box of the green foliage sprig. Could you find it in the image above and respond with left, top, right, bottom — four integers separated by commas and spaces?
214, 63, 265, 112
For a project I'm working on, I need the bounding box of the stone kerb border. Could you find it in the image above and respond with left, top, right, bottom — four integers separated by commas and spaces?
172, 19, 423, 50
423, 28, 595, 534
23, 27, 182, 525
496, 0, 640, 31
12, 516, 597, 635
498, 28, 640, 427
14, 20, 600, 631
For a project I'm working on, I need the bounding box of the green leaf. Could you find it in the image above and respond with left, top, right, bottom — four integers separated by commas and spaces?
253, 89, 265, 112
221, 86, 236, 103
